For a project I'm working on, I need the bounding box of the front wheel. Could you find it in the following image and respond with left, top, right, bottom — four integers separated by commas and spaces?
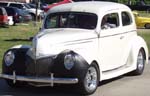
6, 79, 26, 88
132, 49, 145, 75
78, 63, 100, 95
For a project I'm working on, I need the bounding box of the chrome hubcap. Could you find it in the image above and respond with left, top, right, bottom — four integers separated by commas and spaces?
137, 51, 144, 71
146, 24, 150, 28
84, 67, 97, 92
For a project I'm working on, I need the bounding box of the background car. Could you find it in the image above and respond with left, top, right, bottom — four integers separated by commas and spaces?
4, 7, 21, 25
43, 0, 73, 12
0, 7, 8, 27
133, 11, 150, 29
18, 9, 32, 23
0, 2, 44, 21
127, 1, 150, 12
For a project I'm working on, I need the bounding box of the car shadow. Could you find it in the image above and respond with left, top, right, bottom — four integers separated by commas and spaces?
4, 38, 32, 42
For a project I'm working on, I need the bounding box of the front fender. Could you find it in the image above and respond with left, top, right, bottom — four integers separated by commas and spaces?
2, 45, 30, 75
52, 50, 90, 82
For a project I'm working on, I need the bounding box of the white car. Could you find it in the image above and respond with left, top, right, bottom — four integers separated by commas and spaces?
0, 1, 148, 95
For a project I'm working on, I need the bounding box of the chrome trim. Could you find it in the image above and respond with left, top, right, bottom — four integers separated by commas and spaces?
0, 72, 78, 86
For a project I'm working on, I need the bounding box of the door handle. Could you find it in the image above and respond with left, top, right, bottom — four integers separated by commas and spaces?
120, 36, 124, 39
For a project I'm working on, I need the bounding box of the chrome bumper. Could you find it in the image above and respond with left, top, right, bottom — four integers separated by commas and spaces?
0, 71, 78, 86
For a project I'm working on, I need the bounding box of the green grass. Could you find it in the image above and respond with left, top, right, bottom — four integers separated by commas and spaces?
0, 22, 41, 69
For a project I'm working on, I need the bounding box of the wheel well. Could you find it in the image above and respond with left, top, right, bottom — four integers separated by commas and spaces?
29, 13, 35, 16
91, 61, 100, 80
91, 61, 100, 71
140, 48, 146, 60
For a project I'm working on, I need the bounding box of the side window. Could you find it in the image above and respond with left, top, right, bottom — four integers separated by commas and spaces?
0, 3, 8, 7
9, 4, 23, 9
45, 15, 57, 29
121, 12, 132, 26
101, 13, 119, 30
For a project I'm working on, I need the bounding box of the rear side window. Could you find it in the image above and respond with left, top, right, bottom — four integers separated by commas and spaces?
121, 12, 132, 26
0, 2, 8, 7
0, 8, 7, 15
0, 8, 2, 15
9, 4, 23, 9
5, 8, 14, 15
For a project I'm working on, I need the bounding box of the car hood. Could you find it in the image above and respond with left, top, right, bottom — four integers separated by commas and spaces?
33, 28, 97, 58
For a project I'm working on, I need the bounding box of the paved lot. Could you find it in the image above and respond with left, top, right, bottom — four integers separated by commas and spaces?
0, 63, 149, 96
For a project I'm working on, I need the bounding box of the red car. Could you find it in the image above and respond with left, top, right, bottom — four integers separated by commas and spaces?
0, 7, 8, 27
44, 0, 73, 12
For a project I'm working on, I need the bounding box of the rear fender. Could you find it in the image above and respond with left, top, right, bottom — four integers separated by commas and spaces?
127, 36, 148, 68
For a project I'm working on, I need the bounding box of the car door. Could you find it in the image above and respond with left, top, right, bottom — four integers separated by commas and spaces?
98, 12, 124, 71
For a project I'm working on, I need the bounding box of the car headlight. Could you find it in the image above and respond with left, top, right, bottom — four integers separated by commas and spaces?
64, 54, 74, 70
4, 51, 15, 66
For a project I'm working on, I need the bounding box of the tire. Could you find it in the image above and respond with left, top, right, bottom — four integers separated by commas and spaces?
30, 14, 36, 21
13, 22, 16, 26
6, 79, 26, 88
78, 63, 100, 95
132, 49, 145, 75
145, 23, 150, 29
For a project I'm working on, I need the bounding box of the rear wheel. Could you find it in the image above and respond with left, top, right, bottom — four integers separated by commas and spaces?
132, 49, 145, 75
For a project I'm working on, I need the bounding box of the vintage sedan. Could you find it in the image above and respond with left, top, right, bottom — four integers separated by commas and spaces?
0, 1, 148, 95
133, 11, 150, 29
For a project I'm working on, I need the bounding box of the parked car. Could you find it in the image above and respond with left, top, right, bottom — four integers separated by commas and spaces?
0, 1, 44, 20
4, 7, 21, 25
133, 11, 150, 29
18, 9, 32, 22
0, 1, 148, 95
43, 0, 73, 12
27, 3, 48, 10
0, 7, 8, 27
127, 1, 150, 12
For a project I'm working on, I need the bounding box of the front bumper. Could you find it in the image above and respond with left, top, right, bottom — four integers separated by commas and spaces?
0, 71, 78, 86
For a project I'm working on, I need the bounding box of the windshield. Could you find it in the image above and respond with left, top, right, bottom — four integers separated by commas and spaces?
24, 4, 31, 9
44, 12, 97, 29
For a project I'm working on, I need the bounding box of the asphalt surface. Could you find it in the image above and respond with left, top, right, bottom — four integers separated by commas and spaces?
0, 62, 149, 96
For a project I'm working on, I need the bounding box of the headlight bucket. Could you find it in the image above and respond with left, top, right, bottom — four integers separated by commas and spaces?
64, 54, 74, 70
4, 51, 15, 66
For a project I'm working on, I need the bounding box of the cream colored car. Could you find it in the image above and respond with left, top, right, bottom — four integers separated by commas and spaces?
0, 1, 148, 95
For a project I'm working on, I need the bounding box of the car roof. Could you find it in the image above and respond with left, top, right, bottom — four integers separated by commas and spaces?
48, 1, 130, 14
4, 6, 19, 10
